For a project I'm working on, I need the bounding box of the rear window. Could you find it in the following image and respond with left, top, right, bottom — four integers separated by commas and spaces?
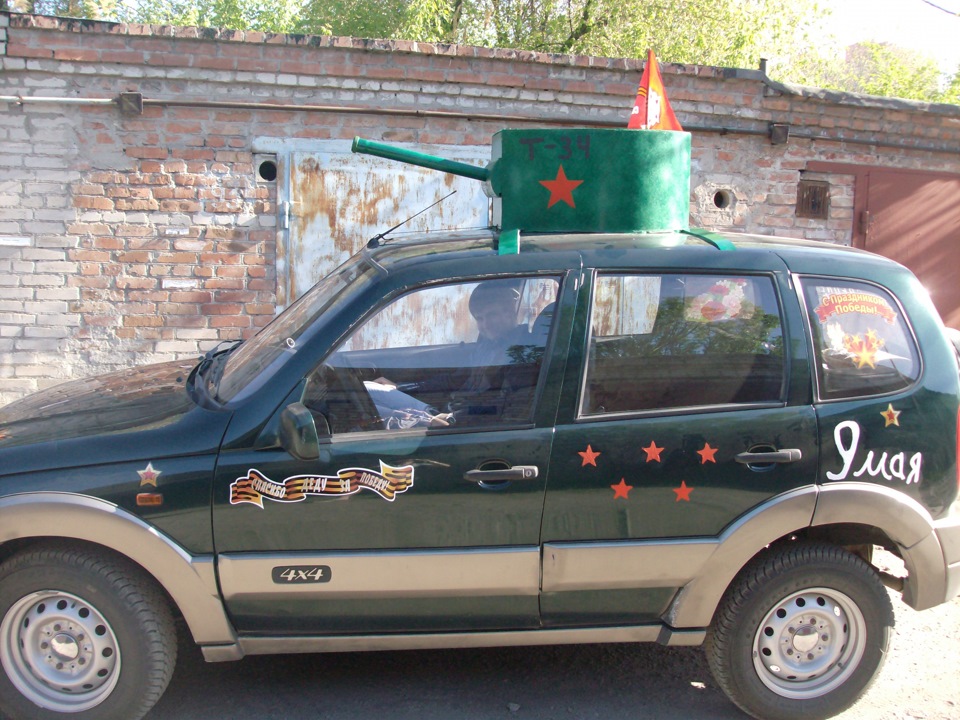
581, 273, 785, 416
800, 278, 920, 400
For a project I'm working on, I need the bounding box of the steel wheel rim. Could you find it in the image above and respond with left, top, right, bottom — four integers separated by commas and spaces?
752, 586, 867, 699
1, 590, 121, 712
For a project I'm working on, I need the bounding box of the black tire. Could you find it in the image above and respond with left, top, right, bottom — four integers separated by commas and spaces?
705, 543, 894, 720
0, 543, 177, 720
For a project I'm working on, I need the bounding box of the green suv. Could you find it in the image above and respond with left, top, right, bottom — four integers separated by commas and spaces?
2, 127, 959, 720
1, 229, 958, 720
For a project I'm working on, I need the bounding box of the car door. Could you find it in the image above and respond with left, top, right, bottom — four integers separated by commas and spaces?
212, 271, 575, 635
540, 259, 819, 626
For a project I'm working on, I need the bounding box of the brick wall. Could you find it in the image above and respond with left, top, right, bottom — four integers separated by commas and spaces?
2, 11, 959, 405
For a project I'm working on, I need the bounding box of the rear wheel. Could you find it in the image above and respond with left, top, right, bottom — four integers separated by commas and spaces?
0, 544, 176, 720
706, 543, 893, 720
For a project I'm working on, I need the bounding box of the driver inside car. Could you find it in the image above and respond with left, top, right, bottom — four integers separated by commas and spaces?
363, 280, 537, 429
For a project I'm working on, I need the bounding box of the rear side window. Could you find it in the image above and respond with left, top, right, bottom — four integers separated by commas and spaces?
581, 273, 785, 416
801, 278, 920, 400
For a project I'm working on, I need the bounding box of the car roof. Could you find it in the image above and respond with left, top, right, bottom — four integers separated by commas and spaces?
365, 228, 894, 275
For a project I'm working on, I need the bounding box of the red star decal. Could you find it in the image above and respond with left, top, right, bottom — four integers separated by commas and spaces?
642, 441, 664, 463
673, 481, 693, 502
578, 445, 601, 467
697, 443, 718, 464
611, 478, 633, 499
881, 403, 901, 427
137, 462, 162, 487
539, 165, 584, 208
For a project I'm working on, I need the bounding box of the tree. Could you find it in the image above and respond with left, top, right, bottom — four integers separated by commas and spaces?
2, 0, 116, 17
775, 40, 956, 105
14, 0, 822, 70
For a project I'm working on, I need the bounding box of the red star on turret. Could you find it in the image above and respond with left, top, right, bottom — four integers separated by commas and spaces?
578, 445, 601, 467
539, 165, 584, 208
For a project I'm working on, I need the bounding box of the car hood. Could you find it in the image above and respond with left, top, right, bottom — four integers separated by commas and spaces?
0, 360, 231, 473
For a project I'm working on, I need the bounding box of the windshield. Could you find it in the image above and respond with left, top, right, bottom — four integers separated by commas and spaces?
216, 255, 380, 403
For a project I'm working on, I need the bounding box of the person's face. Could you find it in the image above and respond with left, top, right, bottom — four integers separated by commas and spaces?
472, 301, 516, 341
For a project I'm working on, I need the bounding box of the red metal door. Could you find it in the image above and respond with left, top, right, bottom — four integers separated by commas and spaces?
864, 169, 960, 328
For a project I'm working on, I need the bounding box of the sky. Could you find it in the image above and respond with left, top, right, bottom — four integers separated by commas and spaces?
822, 0, 960, 73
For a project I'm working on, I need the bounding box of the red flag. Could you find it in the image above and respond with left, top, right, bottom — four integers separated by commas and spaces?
627, 49, 683, 131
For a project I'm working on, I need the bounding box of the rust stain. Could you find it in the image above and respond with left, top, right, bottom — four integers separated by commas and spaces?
286, 150, 490, 304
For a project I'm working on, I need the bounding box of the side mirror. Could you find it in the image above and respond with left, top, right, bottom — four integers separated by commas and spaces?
279, 402, 324, 461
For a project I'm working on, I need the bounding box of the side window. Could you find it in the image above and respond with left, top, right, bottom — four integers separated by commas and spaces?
582, 273, 785, 416
304, 277, 559, 433
801, 278, 920, 400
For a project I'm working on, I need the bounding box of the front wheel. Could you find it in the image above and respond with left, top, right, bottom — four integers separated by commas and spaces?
0, 543, 177, 720
706, 543, 894, 720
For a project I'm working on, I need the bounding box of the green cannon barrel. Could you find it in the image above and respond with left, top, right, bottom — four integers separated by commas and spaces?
351, 137, 490, 183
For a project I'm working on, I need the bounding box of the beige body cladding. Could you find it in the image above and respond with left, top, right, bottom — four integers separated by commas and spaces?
1, 482, 957, 661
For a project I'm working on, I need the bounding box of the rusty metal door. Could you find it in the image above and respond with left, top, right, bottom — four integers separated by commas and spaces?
279, 142, 490, 307
863, 169, 960, 328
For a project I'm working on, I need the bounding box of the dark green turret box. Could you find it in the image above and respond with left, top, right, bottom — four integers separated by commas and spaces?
352, 127, 691, 238
489, 128, 691, 234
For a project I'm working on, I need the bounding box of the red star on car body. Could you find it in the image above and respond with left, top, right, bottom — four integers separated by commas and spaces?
881, 403, 901, 427
673, 481, 693, 502
642, 441, 664, 462
578, 444, 601, 467
611, 478, 633, 499
539, 165, 584, 208
697, 443, 718, 464
138, 462, 162, 487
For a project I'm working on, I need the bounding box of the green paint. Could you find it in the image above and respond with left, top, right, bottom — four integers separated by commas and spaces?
682, 228, 737, 251
490, 129, 691, 234
351, 137, 490, 182
498, 228, 520, 255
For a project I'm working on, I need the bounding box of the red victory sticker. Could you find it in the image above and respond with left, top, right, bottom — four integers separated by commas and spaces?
815, 292, 897, 325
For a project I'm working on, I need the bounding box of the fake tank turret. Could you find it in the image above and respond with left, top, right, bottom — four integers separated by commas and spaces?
352, 128, 692, 254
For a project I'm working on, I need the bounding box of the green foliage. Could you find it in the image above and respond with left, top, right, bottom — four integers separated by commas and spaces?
940, 65, 960, 105
4, 0, 116, 18
115, 0, 306, 33
776, 40, 958, 105
581, 0, 820, 68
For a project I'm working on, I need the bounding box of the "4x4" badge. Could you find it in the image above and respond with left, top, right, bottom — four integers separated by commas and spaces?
271, 566, 332, 584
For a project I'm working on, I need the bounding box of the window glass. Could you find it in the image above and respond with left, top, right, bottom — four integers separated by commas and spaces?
217, 255, 378, 403
801, 278, 919, 400
582, 274, 784, 416
304, 277, 559, 433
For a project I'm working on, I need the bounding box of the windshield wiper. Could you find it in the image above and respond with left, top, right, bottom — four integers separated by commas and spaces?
196, 340, 241, 377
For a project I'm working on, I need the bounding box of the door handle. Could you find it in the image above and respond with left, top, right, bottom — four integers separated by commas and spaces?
463, 465, 539, 483
735, 449, 802, 464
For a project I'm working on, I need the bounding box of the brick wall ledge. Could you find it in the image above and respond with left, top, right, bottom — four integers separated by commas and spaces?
6, 11, 959, 121
760, 75, 960, 119
3, 10, 656, 71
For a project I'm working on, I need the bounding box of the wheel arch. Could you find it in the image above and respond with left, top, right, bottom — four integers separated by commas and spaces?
811, 482, 946, 610
664, 481, 947, 628
664, 485, 819, 629
0, 492, 238, 650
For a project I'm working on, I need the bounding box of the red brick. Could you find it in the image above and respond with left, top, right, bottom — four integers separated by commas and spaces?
210, 316, 252, 328
74, 196, 115, 211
